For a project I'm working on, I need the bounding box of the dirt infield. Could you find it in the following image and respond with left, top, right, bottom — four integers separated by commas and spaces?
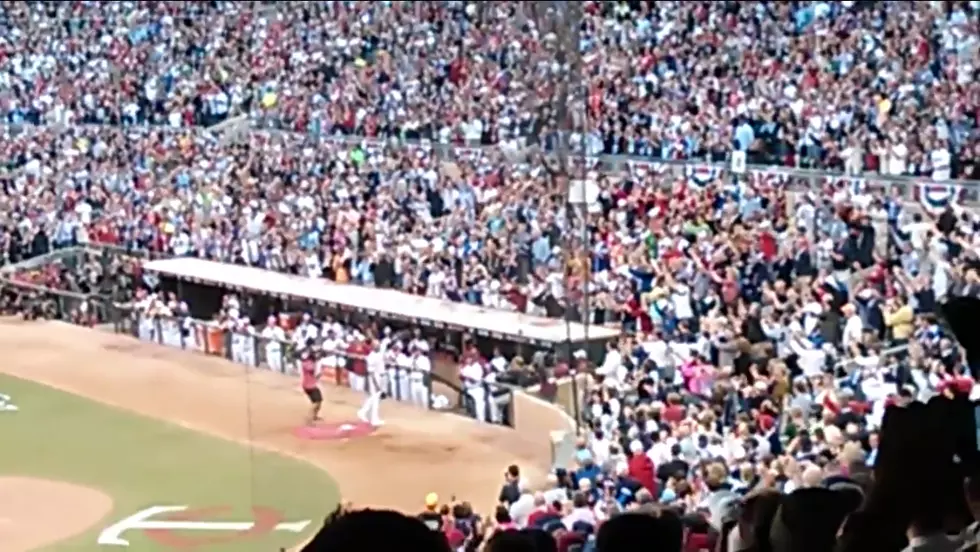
0, 321, 568, 525
0, 476, 113, 552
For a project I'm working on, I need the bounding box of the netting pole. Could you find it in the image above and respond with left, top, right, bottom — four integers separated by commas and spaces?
532, 1, 586, 431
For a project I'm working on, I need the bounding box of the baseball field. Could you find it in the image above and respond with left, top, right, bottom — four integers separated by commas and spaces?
0, 319, 571, 551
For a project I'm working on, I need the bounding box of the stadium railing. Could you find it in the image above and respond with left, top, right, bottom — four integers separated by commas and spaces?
109, 308, 514, 426
2, 119, 978, 205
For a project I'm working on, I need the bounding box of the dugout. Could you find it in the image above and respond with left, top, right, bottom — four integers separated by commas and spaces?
142, 258, 620, 427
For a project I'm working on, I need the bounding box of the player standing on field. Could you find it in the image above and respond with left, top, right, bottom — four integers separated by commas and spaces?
357, 340, 386, 426
261, 316, 286, 373
300, 349, 323, 426
409, 343, 431, 408
346, 333, 370, 393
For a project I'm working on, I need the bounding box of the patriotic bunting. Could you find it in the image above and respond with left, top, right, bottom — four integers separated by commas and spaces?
915, 183, 962, 212
626, 159, 667, 174
684, 165, 719, 189
823, 176, 867, 196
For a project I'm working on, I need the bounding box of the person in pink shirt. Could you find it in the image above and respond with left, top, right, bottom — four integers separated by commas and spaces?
681, 353, 714, 397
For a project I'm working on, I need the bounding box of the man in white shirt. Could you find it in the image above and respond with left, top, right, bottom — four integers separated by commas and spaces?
426, 268, 447, 298
321, 327, 343, 372
789, 334, 827, 377
460, 359, 489, 422
489, 349, 508, 374
294, 313, 319, 350
647, 429, 674, 466
597, 343, 622, 378
394, 343, 414, 402
261, 316, 287, 373
841, 304, 864, 351
508, 481, 536, 528
886, 139, 908, 175
640, 333, 669, 368
671, 282, 695, 322
384, 341, 401, 398
903, 215, 932, 251
590, 431, 612, 467
409, 333, 429, 355
542, 474, 569, 505
155, 299, 183, 348
379, 327, 395, 353
135, 292, 157, 341
409, 345, 431, 408
230, 316, 256, 366
357, 341, 386, 426
932, 257, 951, 302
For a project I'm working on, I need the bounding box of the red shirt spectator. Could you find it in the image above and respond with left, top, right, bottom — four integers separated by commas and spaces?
756, 412, 776, 433
758, 229, 777, 261
663, 396, 686, 425
685, 532, 713, 552
526, 505, 559, 528
625, 296, 653, 334
939, 375, 973, 396
627, 449, 658, 496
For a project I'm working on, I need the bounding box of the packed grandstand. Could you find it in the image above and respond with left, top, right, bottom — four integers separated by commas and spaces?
2, 1, 980, 551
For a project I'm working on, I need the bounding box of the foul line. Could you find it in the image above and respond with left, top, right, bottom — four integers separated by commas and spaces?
0, 372, 327, 549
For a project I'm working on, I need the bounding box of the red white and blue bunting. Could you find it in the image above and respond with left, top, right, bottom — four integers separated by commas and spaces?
625, 159, 667, 175
308, 134, 976, 211
684, 165, 720, 189
823, 176, 867, 196
748, 171, 789, 191
915, 183, 962, 212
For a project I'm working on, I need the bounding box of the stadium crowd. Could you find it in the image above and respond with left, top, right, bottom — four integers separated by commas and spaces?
1, 2, 978, 179
2, 1, 980, 551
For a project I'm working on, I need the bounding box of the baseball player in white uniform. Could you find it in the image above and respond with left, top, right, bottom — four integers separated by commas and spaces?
357, 341, 386, 426
384, 340, 400, 399
231, 316, 256, 366
321, 326, 344, 371
294, 313, 319, 350
409, 344, 431, 408
460, 358, 489, 422
394, 342, 414, 402
261, 316, 287, 373
135, 292, 157, 341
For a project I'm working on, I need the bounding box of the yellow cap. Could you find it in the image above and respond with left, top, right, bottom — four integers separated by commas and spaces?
424, 492, 439, 508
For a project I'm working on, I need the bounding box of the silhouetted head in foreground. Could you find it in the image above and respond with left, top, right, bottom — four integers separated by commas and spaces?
302, 508, 451, 552
485, 529, 543, 552
941, 294, 980, 376
596, 509, 683, 552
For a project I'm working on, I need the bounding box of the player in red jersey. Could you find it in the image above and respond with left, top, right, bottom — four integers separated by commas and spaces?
347, 336, 370, 393
299, 349, 322, 425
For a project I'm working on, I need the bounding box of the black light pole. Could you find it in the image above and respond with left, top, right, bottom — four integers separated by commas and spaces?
531, 1, 587, 429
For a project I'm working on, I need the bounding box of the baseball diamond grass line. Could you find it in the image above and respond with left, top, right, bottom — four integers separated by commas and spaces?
0, 373, 339, 552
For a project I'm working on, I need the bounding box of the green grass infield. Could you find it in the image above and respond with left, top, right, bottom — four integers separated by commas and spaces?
0, 373, 339, 551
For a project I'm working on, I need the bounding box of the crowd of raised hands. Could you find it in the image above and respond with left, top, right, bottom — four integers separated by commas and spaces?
1, 2, 976, 173
1, 1, 978, 380
1, 5, 980, 551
